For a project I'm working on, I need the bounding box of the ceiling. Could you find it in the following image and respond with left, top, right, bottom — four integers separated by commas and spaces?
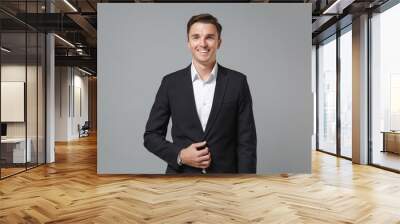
0, 0, 392, 75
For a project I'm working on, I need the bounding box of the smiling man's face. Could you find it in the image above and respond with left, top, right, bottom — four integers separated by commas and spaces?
187, 22, 221, 66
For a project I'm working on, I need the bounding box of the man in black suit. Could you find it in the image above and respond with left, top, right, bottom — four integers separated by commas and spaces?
144, 14, 257, 174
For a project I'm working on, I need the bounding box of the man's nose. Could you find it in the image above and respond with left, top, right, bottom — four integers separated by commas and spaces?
200, 38, 207, 47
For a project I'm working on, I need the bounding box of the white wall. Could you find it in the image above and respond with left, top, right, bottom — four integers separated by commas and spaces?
55, 67, 89, 141
55, 67, 69, 141
1, 65, 26, 132
1, 65, 39, 138
72, 73, 89, 138
1, 63, 46, 164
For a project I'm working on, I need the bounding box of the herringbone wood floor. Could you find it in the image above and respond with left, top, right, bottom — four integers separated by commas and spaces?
1, 134, 400, 224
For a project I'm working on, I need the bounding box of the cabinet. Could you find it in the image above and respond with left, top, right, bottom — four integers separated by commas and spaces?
382, 132, 400, 154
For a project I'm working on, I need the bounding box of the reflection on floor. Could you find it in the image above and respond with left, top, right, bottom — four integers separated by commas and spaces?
341, 147, 352, 158
0, 162, 40, 178
373, 150, 400, 171
0, 167, 25, 177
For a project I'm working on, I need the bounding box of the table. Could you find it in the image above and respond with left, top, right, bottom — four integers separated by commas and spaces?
1, 138, 32, 163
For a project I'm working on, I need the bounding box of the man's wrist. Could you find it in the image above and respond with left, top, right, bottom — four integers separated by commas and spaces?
177, 150, 184, 166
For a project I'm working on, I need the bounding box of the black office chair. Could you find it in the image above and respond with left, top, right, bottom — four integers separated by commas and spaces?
79, 121, 90, 138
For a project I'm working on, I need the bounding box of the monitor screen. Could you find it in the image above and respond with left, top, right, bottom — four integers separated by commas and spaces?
1, 123, 7, 137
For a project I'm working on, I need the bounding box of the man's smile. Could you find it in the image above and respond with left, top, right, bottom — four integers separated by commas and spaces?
198, 49, 210, 55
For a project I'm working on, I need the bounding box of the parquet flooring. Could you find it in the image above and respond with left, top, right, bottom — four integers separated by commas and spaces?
1, 134, 400, 223
1, 167, 26, 178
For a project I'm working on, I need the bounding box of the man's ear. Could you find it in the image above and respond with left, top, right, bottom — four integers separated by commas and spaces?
218, 38, 222, 49
187, 40, 190, 50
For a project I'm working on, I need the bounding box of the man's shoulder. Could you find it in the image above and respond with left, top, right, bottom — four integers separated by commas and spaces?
162, 66, 189, 82
219, 65, 247, 81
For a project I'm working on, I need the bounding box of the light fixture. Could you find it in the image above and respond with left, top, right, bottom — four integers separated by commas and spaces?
322, 0, 343, 15
78, 67, 93, 76
1, 47, 11, 53
63, 0, 78, 12
76, 48, 85, 55
54, 34, 75, 48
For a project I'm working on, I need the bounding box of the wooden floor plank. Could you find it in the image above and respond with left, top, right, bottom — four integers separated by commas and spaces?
0, 134, 400, 223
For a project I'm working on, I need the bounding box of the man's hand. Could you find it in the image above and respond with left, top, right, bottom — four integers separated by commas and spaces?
180, 141, 211, 169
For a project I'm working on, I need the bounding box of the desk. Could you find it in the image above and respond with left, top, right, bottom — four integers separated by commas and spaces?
1, 138, 31, 163
382, 131, 400, 154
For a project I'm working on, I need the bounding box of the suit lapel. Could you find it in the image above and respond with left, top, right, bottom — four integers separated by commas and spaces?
183, 65, 205, 139
204, 64, 229, 138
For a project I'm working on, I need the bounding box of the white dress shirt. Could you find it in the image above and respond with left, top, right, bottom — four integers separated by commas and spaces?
191, 62, 218, 131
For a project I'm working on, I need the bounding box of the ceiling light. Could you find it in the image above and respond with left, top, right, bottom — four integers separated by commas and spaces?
1, 47, 11, 53
63, 0, 78, 12
323, 0, 343, 14
54, 34, 75, 48
76, 48, 84, 55
78, 67, 93, 76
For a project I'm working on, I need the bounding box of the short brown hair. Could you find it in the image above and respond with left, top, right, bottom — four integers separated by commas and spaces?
187, 13, 222, 39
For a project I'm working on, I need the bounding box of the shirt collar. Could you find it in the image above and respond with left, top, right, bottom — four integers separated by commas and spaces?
191, 61, 218, 83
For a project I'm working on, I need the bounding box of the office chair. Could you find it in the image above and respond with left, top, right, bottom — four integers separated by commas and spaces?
79, 121, 90, 138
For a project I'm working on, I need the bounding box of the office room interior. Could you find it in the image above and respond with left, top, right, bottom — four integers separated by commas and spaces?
0, 0, 400, 223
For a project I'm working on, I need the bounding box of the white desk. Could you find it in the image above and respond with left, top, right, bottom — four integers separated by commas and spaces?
1, 138, 31, 163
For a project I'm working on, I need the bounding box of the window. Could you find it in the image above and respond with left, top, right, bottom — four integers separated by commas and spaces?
371, 2, 400, 171
317, 35, 337, 154
340, 28, 352, 158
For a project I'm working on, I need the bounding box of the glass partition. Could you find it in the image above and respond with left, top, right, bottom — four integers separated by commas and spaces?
1, 31, 28, 177
317, 35, 337, 155
38, 32, 45, 165
27, 31, 38, 169
0, 1, 46, 179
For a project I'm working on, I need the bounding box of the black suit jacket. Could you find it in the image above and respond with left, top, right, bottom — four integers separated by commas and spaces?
143, 64, 257, 174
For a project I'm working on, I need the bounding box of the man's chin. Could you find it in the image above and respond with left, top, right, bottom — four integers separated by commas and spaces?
194, 58, 214, 65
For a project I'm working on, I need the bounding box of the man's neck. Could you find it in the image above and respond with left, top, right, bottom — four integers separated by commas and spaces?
193, 60, 216, 81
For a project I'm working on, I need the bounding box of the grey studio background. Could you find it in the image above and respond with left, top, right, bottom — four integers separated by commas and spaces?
98, 3, 312, 174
